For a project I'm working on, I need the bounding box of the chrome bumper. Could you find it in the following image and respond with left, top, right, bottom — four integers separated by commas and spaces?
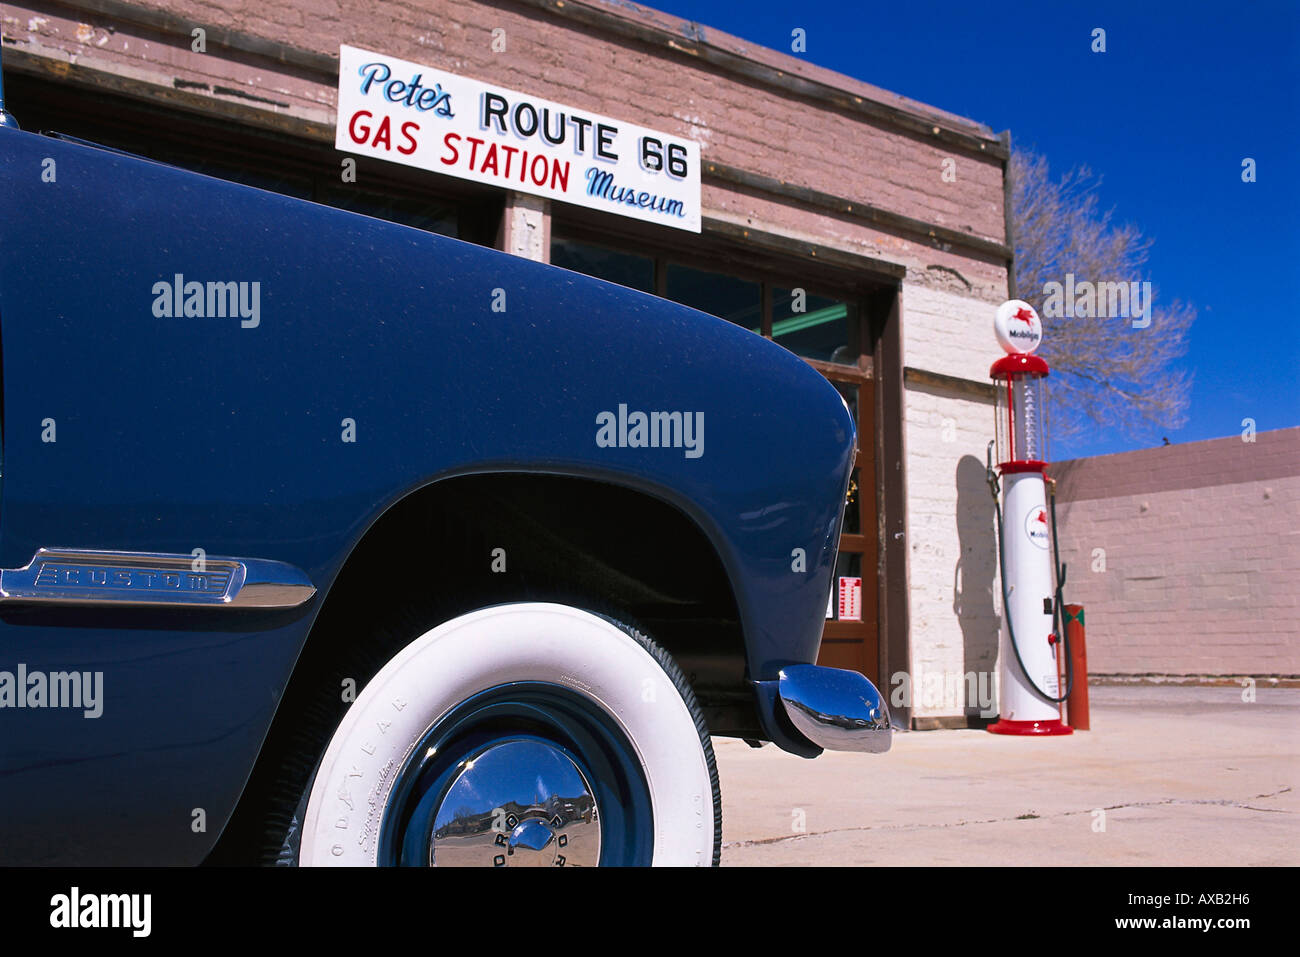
776, 664, 893, 753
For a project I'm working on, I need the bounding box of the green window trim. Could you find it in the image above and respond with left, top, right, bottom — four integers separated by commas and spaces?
768, 303, 848, 337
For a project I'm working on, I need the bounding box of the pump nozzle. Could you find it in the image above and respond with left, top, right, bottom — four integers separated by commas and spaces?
985, 440, 1000, 500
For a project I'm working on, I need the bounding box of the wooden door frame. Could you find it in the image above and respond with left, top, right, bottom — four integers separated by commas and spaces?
816, 364, 879, 681
871, 285, 911, 727
808, 282, 910, 719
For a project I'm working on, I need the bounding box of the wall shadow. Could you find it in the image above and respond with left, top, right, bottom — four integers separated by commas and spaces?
953, 454, 999, 722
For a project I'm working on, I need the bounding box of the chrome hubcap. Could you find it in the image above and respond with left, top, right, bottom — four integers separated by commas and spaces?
429, 738, 601, 867
378, 683, 653, 866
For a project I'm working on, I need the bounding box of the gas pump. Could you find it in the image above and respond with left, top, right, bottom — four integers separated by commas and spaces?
986, 300, 1072, 735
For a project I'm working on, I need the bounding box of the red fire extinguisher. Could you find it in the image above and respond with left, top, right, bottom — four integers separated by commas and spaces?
1064, 604, 1089, 730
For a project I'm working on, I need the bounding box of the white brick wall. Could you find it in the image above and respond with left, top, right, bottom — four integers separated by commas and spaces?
902, 284, 1000, 383
901, 282, 1004, 718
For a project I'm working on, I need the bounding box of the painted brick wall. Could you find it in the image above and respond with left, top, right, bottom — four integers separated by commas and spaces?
1, 0, 1008, 272
1051, 427, 1300, 676
903, 283, 1004, 380
901, 282, 1004, 718
160, 0, 1008, 238
903, 382, 1001, 717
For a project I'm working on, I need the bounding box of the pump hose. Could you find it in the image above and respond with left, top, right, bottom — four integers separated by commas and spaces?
986, 442, 1073, 704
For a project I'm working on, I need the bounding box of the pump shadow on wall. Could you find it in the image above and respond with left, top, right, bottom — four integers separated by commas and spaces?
954, 453, 999, 725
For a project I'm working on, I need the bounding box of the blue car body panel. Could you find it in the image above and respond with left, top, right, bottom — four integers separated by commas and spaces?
0, 127, 854, 864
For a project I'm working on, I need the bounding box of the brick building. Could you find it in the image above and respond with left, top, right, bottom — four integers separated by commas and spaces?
1053, 427, 1300, 679
0, 0, 1016, 726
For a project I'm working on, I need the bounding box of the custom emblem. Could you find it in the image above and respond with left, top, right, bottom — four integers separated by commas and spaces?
0, 549, 315, 608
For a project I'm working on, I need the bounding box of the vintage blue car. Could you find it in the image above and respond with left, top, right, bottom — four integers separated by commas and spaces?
0, 78, 889, 866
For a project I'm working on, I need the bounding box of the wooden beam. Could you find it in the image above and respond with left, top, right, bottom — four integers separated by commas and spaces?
510, 0, 1008, 161
904, 366, 997, 400
706, 161, 1012, 262
701, 216, 907, 281
44, 0, 338, 75
803, 355, 873, 382
1, 46, 334, 139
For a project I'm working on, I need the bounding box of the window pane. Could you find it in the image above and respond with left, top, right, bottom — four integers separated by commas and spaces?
834, 551, 863, 580
773, 288, 859, 364
183, 160, 313, 200
317, 185, 458, 237
550, 239, 655, 293
665, 263, 761, 332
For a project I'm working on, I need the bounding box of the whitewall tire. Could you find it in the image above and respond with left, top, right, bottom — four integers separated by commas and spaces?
297, 602, 720, 866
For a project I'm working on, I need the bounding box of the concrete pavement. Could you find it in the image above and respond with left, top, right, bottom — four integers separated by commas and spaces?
714, 686, 1299, 866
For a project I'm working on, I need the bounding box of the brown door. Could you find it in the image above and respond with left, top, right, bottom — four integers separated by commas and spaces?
816, 372, 879, 684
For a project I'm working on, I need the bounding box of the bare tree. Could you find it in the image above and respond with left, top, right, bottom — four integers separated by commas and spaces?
1011, 148, 1194, 447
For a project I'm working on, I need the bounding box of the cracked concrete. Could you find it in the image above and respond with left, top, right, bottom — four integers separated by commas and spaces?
714, 686, 1299, 865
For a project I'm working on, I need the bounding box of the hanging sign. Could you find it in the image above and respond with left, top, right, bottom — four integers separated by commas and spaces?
335, 45, 702, 232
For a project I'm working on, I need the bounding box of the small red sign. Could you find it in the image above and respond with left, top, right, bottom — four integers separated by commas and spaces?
838, 576, 862, 621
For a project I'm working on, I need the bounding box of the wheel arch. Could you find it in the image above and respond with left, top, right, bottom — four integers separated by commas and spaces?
309, 467, 756, 704
208, 468, 757, 863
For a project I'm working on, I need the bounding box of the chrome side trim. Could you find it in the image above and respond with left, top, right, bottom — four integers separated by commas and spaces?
777, 664, 893, 753
0, 548, 316, 609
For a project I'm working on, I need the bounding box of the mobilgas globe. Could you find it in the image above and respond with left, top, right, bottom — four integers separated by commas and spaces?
993, 298, 1042, 355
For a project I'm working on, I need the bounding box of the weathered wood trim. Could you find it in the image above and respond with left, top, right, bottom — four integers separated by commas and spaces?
36, 0, 339, 75
706, 161, 1012, 261
1, 46, 335, 139
510, 0, 1008, 161
874, 285, 911, 726
701, 216, 908, 280
904, 366, 997, 401
911, 714, 994, 730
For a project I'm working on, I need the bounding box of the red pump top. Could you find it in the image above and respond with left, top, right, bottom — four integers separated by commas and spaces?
990, 353, 1049, 379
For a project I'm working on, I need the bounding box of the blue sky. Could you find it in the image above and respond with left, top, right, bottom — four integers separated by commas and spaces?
650, 0, 1300, 458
